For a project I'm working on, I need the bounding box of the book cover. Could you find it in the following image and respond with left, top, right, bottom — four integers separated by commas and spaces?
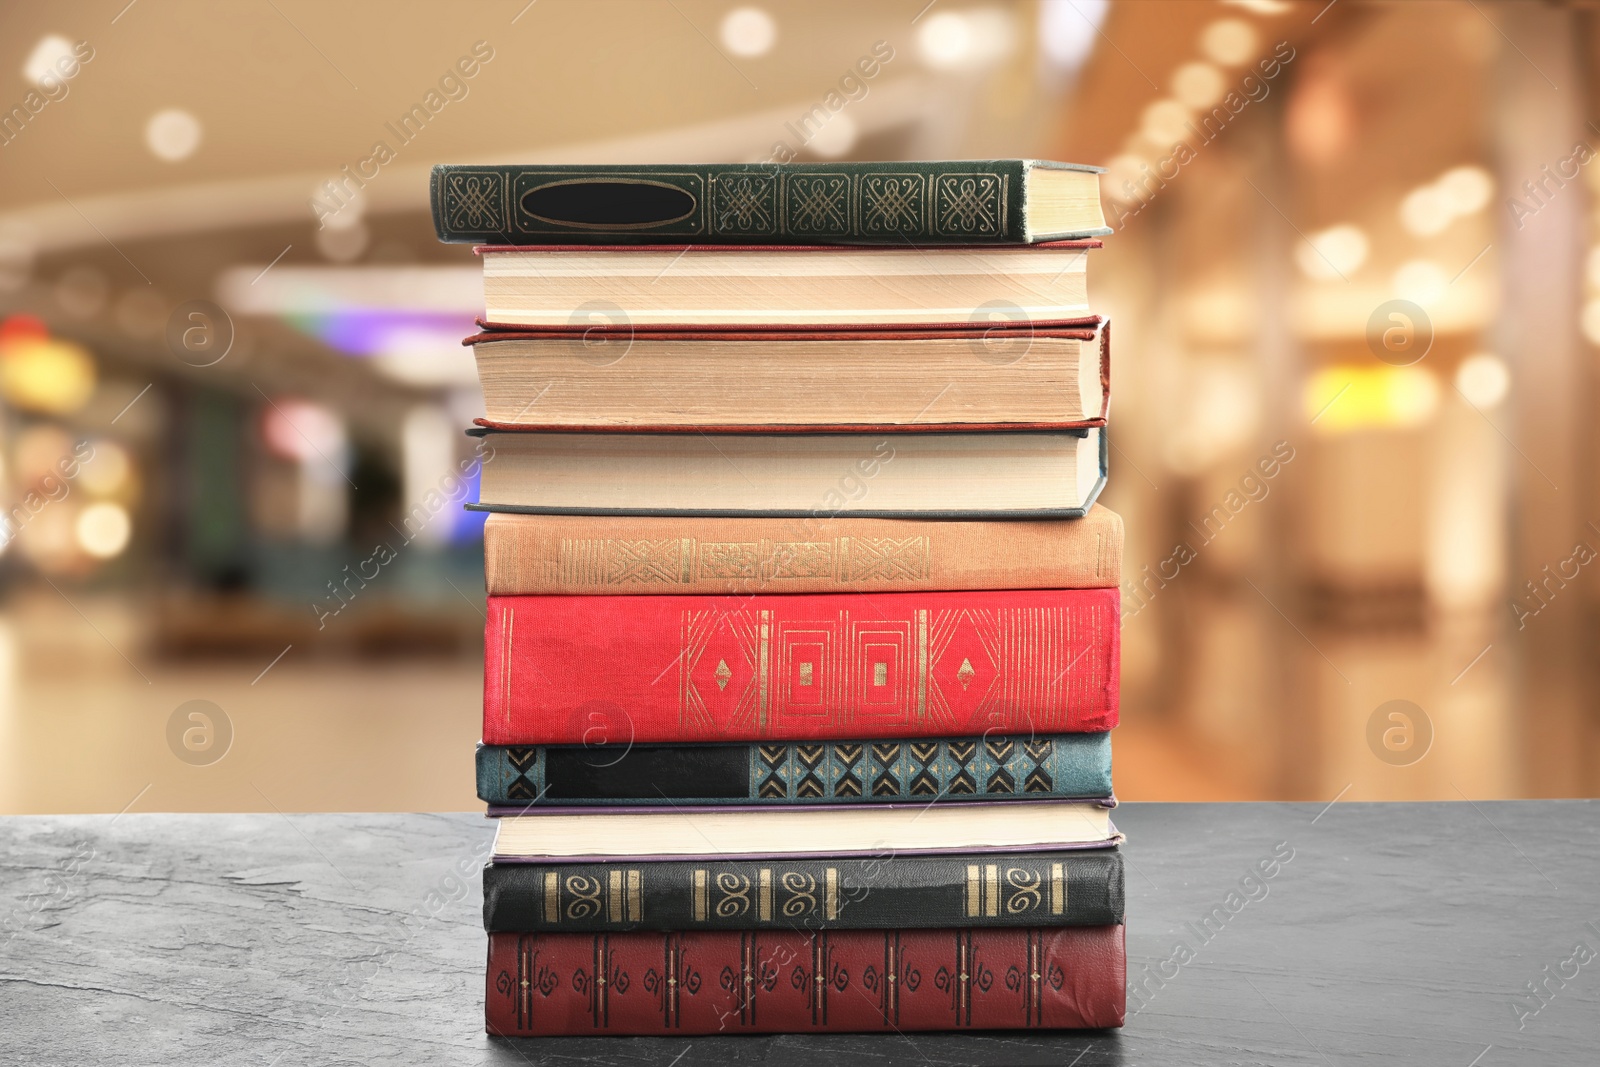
481, 505, 1123, 596
483, 849, 1124, 933
463, 320, 1111, 432
482, 588, 1120, 744
432, 160, 1109, 245
487, 799, 1119, 863
467, 426, 1109, 520
474, 243, 1095, 328
485, 925, 1126, 1034
476, 731, 1114, 805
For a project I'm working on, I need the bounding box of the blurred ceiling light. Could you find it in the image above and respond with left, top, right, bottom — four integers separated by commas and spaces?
54, 266, 109, 318
373, 344, 481, 388
13, 423, 74, 485
1586, 247, 1600, 290
1392, 259, 1448, 304
77, 439, 132, 496
1305, 364, 1439, 434
1437, 165, 1493, 215
1400, 165, 1494, 237
218, 266, 481, 314
1580, 298, 1600, 345
1285, 65, 1353, 166
0, 328, 95, 415
22, 35, 75, 85
1221, 0, 1291, 12
1199, 18, 1257, 67
261, 397, 346, 466
917, 8, 1017, 71
1102, 153, 1147, 204
1171, 62, 1225, 109
402, 404, 457, 548
1180, 283, 1255, 345
1161, 358, 1261, 474
1455, 352, 1510, 409
1038, 0, 1106, 70
1295, 224, 1368, 280
1399, 185, 1452, 237
1140, 99, 1192, 147
316, 221, 370, 263
720, 7, 777, 58
806, 113, 858, 158
145, 108, 202, 162
16, 503, 76, 572
75, 502, 131, 560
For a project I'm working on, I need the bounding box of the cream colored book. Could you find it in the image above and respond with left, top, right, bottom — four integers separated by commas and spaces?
470, 320, 1107, 429
479, 244, 1093, 327
470, 427, 1107, 518
490, 799, 1119, 862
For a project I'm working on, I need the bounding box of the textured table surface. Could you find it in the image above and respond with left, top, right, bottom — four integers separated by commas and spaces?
2, 801, 1596, 1066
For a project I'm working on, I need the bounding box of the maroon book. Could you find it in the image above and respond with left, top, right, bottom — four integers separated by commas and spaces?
486, 925, 1126, 1035
483, 589, 1121, 745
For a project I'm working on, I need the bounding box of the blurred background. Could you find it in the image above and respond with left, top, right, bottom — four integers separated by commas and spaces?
0, 0, 1594, 813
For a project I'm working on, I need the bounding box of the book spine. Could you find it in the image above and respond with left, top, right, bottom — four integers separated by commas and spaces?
476, 732, 1114, 806
432, 161, 1035, 245
483, 850, 1123, 933
486, 925, 1125, 1034
481, 589, 1120, 745
483, 507, 1124, 596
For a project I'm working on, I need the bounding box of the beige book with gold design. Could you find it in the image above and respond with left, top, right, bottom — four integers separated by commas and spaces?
483, 504, 1123, 595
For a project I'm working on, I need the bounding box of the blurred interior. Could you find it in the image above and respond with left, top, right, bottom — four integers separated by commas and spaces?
1, 0, 1596, 813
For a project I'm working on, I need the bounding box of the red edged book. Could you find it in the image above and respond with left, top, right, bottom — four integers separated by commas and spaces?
486, 925, 1126, 1035
482, 588, 1119, 745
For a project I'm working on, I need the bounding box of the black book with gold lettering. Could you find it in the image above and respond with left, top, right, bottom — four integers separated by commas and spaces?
482, 849, 1123, 933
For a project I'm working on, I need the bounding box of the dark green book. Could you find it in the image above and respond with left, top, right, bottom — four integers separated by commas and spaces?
483, 849, 1124, 933
478, 733, 1113, 807
429, 160, 1108, 245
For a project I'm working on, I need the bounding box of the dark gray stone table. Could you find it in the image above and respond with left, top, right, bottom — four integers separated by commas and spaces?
2, 802, 1596, 1065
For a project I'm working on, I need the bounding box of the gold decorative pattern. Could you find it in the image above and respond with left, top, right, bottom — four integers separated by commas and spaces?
933, 173, 1006, 237
714, 873, 752, 918
860, 174, 925, 236
563, 874, 604, 920
780, 871, 817, 917
963, 863, 1059, 918
956, 658, 975, 689
768, 541, 835, 580
679, 604, 1105, 736
557, 537, 930, 587
845, 538, 932, 582
698, 541, 761, 579
1004, 868, 1043, 914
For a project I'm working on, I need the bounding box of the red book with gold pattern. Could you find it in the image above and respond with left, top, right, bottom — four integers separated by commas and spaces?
486, 925, 1125, 1035
482, 589, 1119, 745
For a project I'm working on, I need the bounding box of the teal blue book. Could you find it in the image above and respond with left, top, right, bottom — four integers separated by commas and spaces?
477, 733, 1112, 807
430, 160, 1109, 245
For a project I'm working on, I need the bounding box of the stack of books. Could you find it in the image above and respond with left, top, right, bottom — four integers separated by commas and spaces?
431, 160, 1127, 1036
